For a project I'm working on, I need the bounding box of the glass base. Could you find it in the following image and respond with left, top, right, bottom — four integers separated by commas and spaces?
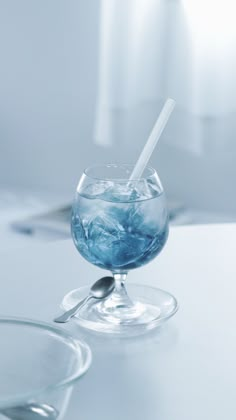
61, 284, 178, 336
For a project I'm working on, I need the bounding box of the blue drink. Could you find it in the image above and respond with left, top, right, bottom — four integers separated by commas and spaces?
71, 180, 168, 272
63, 165, 178, 335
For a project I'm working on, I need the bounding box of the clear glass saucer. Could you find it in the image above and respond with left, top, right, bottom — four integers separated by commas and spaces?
62, 284, 178, 336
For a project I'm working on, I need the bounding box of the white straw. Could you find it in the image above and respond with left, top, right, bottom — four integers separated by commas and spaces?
129, 98, 176, 180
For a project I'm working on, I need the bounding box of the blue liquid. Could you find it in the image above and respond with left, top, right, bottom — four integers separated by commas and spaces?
71, 185, 168, 271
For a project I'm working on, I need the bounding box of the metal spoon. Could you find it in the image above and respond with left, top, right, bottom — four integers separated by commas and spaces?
54, 276, 115, 323
1, 402, 58, 419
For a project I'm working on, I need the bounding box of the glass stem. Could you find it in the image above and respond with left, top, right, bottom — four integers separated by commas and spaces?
112, 273, 134, 308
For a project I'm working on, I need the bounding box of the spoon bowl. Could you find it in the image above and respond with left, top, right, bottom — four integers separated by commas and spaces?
54, 276, 115, 323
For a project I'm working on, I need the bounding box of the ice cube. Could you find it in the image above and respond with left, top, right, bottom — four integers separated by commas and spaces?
102, 183, 132, 202
87, 208, 126, 264
127, 202, 157, 236
80, 181, 113, 198
128, 188, 141, 201
127, 180, 154, 201
86, 205, 157, 268
147, 182, 160, 197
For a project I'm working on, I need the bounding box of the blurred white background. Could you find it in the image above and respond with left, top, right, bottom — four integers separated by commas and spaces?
1, 0, 236, 248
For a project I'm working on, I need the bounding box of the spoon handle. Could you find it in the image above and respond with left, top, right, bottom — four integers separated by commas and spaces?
54, 295, 93, 323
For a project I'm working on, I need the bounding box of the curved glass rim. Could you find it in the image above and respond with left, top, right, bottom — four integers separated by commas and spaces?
84, 163, 157, 182
0, 316, 92, 409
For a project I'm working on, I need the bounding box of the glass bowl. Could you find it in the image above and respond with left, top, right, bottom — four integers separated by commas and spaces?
0, 317, 92, 419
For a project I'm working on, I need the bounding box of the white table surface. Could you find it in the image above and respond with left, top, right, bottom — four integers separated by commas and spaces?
1, 224, 236, 420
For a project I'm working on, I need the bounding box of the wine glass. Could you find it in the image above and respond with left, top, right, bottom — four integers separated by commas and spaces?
62, 164, 178, 335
